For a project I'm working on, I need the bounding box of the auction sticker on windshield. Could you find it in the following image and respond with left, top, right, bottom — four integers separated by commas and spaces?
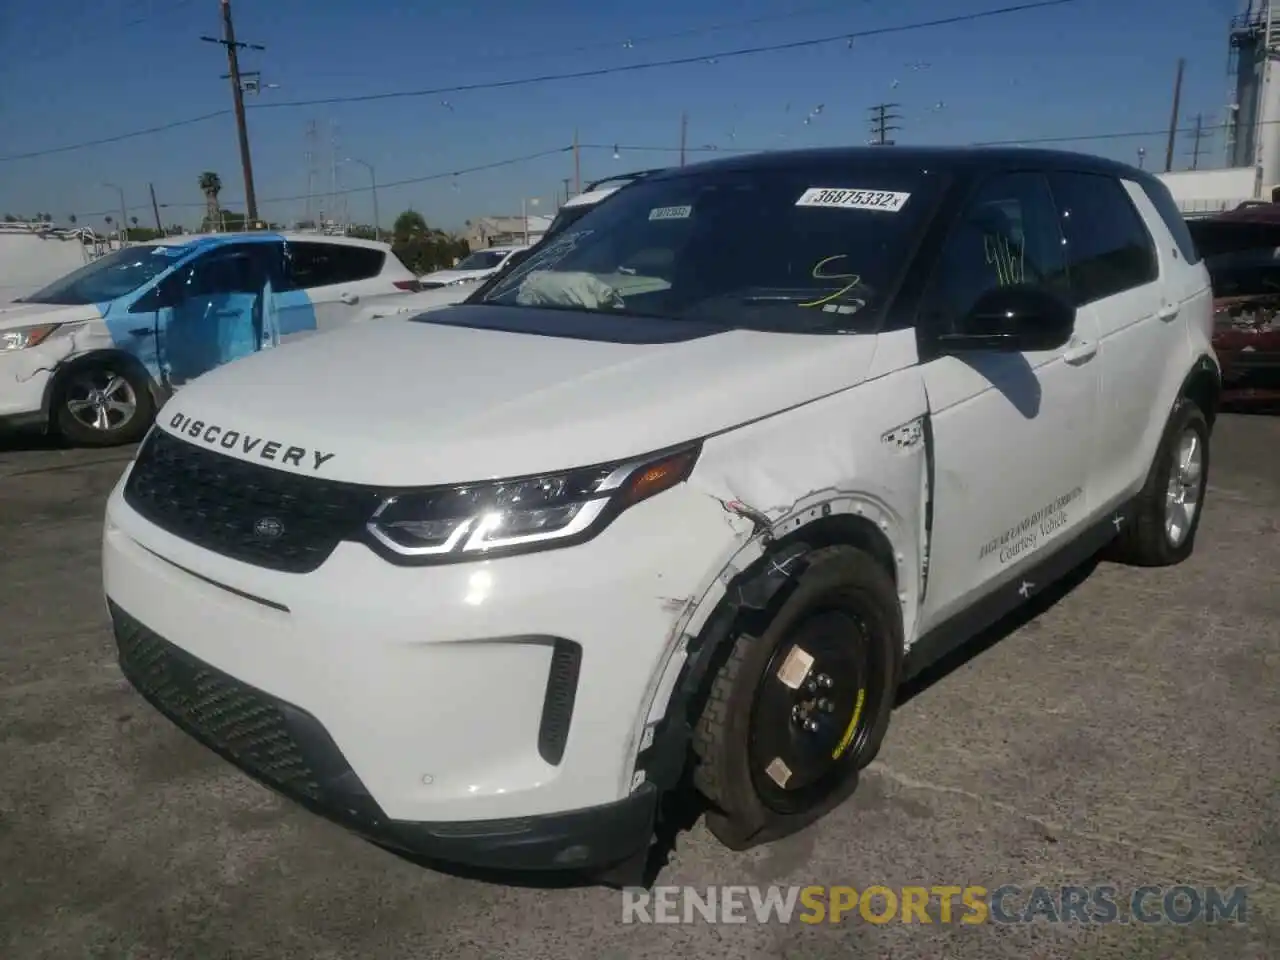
649, 205, 693, 221
794, 188, 911, 212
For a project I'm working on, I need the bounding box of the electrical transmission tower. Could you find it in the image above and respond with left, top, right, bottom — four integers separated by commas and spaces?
868, 103, 902, 146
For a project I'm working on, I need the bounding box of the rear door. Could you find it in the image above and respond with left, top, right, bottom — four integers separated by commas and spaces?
277, 240, 405, 340
1044, 171, 1180, 507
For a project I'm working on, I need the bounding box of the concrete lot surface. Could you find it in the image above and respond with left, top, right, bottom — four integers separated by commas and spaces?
1, 413, 1277, 959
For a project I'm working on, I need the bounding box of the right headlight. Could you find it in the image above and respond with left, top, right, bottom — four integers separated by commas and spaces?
365, 443, 701, 564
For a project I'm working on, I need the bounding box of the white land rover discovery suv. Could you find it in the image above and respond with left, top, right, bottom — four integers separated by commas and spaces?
102, 147, 1219, 883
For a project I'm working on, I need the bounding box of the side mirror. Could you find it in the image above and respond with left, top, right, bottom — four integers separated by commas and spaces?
938, 284, 1075, 353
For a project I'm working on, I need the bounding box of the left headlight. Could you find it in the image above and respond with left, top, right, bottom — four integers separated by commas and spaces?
365, 443, 701, 564
1, 323, 62, 352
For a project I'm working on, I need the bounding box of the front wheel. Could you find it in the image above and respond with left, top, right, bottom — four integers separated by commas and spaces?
54, 361, 155, 447
691, 545, 902, 850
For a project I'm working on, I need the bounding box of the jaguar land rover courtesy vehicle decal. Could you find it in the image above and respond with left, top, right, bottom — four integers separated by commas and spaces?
102, 146, 1220, 886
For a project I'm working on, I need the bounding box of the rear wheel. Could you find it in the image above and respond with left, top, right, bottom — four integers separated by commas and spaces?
54, 360, 155, 447
691, 545, 901, 850
1108, 399, 1210, 567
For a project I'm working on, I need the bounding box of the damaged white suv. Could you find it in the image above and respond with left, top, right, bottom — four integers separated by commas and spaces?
102, 147, 1219, 883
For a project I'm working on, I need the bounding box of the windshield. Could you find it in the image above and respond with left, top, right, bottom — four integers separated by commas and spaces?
23, 244, 185, 305
455, 250, 509, 271
477, 166, 944, 332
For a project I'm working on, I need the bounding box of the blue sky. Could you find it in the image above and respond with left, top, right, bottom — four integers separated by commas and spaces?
0, 0, 1251, 232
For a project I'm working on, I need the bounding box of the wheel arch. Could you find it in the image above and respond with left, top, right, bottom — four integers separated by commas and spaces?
630, 510, 906, 797
1179, 354, 1222, 430
40, 348, 167, 427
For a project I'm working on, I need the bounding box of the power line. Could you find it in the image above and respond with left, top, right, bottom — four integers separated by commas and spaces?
51, 114, 1257, 222
254, 1, 1076, 111
380, 0, 865, 74
0, 0, 1076, 163
62, 147, 573, 219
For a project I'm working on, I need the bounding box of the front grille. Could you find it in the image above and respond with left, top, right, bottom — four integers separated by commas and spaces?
124, 429, 383, 573
112, 604, 321, 800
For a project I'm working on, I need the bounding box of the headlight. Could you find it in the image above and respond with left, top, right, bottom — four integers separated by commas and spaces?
365, 444, 700, 564
1, 323, 62, 352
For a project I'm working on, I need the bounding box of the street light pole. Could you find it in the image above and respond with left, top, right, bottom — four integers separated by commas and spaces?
522, 197, 540, 245
103, 183, 127, 246
344, 158, 379, 239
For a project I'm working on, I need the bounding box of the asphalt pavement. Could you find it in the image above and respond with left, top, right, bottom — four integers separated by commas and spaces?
1, 413, 1277, 960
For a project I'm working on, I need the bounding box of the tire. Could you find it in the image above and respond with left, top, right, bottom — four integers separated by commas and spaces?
53, 359, 155, 448
691, 545, 902, 851
1108, 398, 1210, 567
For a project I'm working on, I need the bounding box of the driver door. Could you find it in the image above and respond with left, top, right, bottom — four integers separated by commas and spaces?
913, 170, 1103, 633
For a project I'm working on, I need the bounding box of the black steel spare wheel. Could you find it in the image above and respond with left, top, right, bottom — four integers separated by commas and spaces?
749, 609, 872, 814
692, 544, 902, 850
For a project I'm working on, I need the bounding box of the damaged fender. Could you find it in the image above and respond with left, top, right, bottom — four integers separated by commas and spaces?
624, 363, 931, 798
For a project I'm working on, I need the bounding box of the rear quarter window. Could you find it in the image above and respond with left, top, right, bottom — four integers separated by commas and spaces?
1137, 178, 1204, 265
287, 242, 386, 288
1047, 171, 1159, 305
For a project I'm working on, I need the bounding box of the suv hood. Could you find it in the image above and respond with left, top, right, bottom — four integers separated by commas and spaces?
158, 305, 882, 486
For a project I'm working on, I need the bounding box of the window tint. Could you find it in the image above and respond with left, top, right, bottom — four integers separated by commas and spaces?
1137, 177, 1202, 265
919, 171, 1069, 334
287, 241, 385, 288
1047, 172, 1158, 304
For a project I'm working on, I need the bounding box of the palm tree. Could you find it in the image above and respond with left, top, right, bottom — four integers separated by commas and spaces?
68, 214, 77, 225
198, 171, 222, 231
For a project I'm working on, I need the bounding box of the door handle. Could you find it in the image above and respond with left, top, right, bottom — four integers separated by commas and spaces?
128, 327, 152, 337
340, 292, 359, 304
1063, 337, 1098, 365
210, 308, 243, 318
1157, 304, 1179, 321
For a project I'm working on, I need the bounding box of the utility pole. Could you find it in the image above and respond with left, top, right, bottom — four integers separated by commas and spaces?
1164, 57, 1185, 173
201, 0, 264, 224
869, 103, 902, 146
149, 183, 164, 234
679, 111, 688, 167
573, 129, 581, 195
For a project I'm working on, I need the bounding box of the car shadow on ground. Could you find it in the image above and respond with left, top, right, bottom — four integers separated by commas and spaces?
0, 431, 69, 453
381, 552, 1105, 891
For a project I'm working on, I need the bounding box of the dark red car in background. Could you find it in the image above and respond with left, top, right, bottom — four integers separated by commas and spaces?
1188, 204, 1280, 405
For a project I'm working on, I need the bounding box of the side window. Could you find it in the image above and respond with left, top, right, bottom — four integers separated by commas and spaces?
1047, 172, 1158, 305
287, 242, 385, 289
919, 171, 1069, 334
1137, 178, 1203, 265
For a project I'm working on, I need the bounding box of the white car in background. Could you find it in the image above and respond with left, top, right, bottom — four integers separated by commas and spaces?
0, 232, 419, 446
354, 171, 668, 323
419, 245, 531, 290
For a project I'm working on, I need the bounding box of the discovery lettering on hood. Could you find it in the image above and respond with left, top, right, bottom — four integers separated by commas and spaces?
167, 411, 336, 471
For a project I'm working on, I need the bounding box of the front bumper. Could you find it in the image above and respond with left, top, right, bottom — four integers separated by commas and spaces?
102, 464, 737, 867
0, 348, 54, 428
110, 601, 659, 871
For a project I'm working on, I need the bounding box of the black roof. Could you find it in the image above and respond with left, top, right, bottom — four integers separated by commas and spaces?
648, 145, 1151, 184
